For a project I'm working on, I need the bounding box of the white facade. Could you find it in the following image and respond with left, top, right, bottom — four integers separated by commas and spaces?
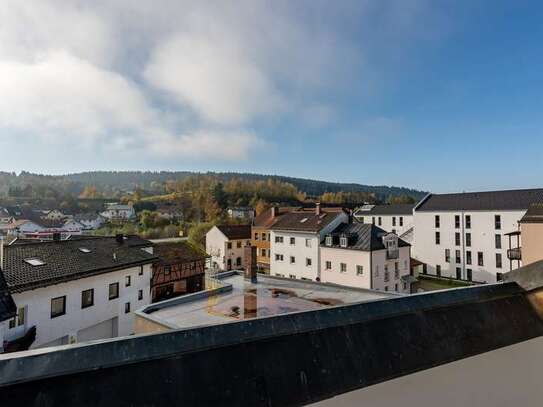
100, 204, 135, 221
320, 245, 411, 293
0, 264, 152, 350
357, 213, 414, 240
76, 215, 106, 230
270, 213, 347, 281
206, 226, 251, 271
413, 210, 524, 283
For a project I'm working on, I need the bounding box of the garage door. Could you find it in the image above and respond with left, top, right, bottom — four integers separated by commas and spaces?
77, 317, 118, 343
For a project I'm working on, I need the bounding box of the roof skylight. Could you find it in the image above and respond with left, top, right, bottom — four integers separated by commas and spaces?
79, 248, 92, 253
300, 218, 308, 223
24, 258, 46, 266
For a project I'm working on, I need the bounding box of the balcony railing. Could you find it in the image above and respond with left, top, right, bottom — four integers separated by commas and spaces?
507, 247, 522, 261
386, 249, 399, 260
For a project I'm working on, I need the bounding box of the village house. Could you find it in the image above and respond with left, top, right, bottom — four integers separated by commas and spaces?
100, 203, 135, 222
227, 207, 255, 221
74, 213, 106, 230
206, 225, 252, 271
151, 242, 208, 302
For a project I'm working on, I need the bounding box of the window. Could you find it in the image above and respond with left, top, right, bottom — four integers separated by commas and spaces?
9, 317, 15, 329
436, 265, 441, 276
17, 307, 25, 326
359, 217, 364, 223
455, 232, 461, 246
306, 258, 312, 267
138, 289, 143, 301
384, 267, 390, 282
254, 233, 259, 240
164, 266, 171, 275
289, 274, 296, 279
305, 239, 312, 248
495, 215, 501, 230
139, 266, 143, 276
81, 289, 94, 309
340, 236, 348, 247
394, 262, 399, 279
478, 252, 484, 266
466, 251, 472, 265
325, 261, 332, 270
125, 302, 131, 314
466, 269, 472, 281
455, 215, 460, 229
236, 257, 242, 266
445, 249, 451, 263
275, 236, 284, 243
403, 281, 407, 290
340, 263, 347, 273
435, 215, 440, 228
391, 229, 396, 235
51, 296, 66, 318
495, 234, 502, 249
236, 241, 242, 248
275, 254, 284, 261
325, 235, 332, 246
275, 273, 285, 277
399, 217, 403, 227
109, 282, 119, 300
395, 283, 398, 292
372, 217, 375, 225
227, 242, 232, 249
496, 253, 502, 269
262, 233, 267, 241
290, 256, 295, 264
456, 267, 462, 280
455, 249, 461, 264
125, 275, 131, 287
356, 265, 364, 276
385, 286, 389, 292
261, 248, 267, 257
466, 233, 471, 247
290, 237, 295, 245
378, 217, 382, 226
465, 215, 471, 229
435, 231, 440, 245
392, 217, 396, 226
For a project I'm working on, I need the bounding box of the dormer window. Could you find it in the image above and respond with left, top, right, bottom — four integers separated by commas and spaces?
340, 235, 348, 248
325, 235, 332, 246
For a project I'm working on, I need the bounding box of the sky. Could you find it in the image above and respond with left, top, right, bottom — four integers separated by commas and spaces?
0, 0, 542, 193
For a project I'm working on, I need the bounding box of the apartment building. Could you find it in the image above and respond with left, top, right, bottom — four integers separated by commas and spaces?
320, 223, 411, 293
0, 235, 157, 352
206, 225, 252, 271
413, 188, 543, 283
354, 203, 415, 242
516, 204, 543, 267
269, 205, 348, 281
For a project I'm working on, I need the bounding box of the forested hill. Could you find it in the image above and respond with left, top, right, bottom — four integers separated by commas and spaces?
64, 171, 428, 200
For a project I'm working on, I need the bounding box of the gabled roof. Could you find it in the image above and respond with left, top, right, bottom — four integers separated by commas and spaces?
252, 207, 300, 228
323, 223, 410, 251
520, 203, 543, 223
270, 209, 346, 233
3, 236, 157, 293
216, 225, 252, 240
355, 204, 415, 216
0, 267, 16, 322
415, 188, 543, 212
154, 241, 209, 266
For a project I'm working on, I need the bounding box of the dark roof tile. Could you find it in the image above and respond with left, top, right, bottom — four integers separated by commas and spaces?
323, 223, 409, 251
216, 225, 252, 240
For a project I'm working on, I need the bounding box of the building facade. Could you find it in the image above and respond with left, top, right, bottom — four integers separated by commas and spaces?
320, 223, 411, 293
516, 204, 543, 267
413, 189, 543, 283
354, 203, 415, 242
269, 206, 348, 281
206, 225, 252, 271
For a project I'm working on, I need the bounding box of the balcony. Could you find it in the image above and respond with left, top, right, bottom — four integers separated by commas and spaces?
507, 247, 522, 261
386, 249, 399, 260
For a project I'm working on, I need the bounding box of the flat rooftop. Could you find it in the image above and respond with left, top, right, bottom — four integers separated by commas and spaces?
140, 272, 395, 329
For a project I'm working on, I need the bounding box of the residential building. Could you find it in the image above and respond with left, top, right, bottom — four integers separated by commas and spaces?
354, 203, 416, 242
206, 225, 252, 271
41, 209, 66, 221
251, 206, 298, 273
74, 213, 106, 230
515, 204, 543, 267
0, 235, 156, 351
269, 204, 348, 281
413, 188, 543, 283
100, 203, 136, 222
320, 223, 411, 293
155, 206, 183, 223
151, 242, 208, 302
227, 207, 255, 220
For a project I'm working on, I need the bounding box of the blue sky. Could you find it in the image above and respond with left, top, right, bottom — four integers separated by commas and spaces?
0, 1, 542, 193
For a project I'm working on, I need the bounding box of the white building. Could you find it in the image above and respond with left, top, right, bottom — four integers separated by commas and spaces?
100, 204, 135, 222
413, 188, 543, 283
354, 203, 415, 243
320, 223, 411, 293
227, 207, 255, 220
269, 205, 348, 281
206, 225, 252, 271
74, 213, 106, 230
0, 235, 156, 352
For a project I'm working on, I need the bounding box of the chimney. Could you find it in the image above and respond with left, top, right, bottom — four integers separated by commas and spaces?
115, 234, 124, 244
52, 232, 61, 242
315, 202, 321, 216
243, 245, 257, 283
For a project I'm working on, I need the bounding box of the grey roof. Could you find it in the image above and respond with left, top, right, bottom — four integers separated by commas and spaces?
356, 204, 415, 216
270, 209, 346, 233
323, 223, 410, 251
216, 225, 252, 240
520, 203, 543, 223
415, 188, 543, 212
0, 268, 16, 322
3, 236, 157, 293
